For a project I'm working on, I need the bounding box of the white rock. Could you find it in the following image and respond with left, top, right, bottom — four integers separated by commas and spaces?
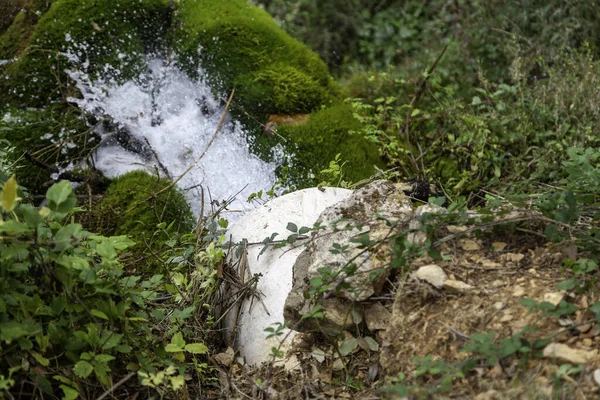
542, 343, 599, 365
224, 187, 352, 367
413, 265, 448, 288
443, 279, 473, 293
542, 292, 564, 306
593, 369, 600, 387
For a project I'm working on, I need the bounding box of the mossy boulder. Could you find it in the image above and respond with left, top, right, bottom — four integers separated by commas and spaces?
278, 103, 383, 186
174, 0, 339, 126
94, 170, 194, 269
175, 0, 381, 185
0, 0, 172, 193
0, 0, 172, 108
0, 105, 99, 192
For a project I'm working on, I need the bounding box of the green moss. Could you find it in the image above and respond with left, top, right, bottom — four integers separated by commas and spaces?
95, 170, 194, 268
0, 0, 172, 108
0, 105, 98, 193
175, 0, 338, 126
276, 103, 383, 187
0, 11, 39, 61
175, 0, 381, 185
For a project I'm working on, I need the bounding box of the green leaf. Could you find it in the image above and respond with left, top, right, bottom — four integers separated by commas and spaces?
184, 343, 208, 354
90, 310, 109, 320
73, 361, 93, 378
171, 332, 186, 348
364, 336, 379, 352
56, 256, 89, 270
1, 175, 18, 211
172, 306, 195, 320
165, 343, 184, 353
31, 351, 50, 367
101, 333, 122, 350
338, 338, 358, 356
60, 385, 79, 400
286, 222, 298, 233
46, 181, 73, 209
520, 298, 537, 308
556, 278, 577, 291
411, 108, 421, 117
96, 240, 117, 261
94, 354, 115, 363
0, 321, 38, 343
170, 374, 185, 391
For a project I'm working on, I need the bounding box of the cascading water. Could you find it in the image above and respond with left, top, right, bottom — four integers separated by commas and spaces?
67, 57, 283, 221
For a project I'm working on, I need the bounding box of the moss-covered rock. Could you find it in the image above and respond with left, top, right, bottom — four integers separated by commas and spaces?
175, 0, 381, 185
0, 0, 172, 108
278, 103, 383, 186
0, 105, 99, 193
175, 0, 339, 126
0, 0, 172, 193
94, 170, 194, 269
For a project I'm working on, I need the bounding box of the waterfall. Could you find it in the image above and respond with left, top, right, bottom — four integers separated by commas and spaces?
67, 57, 282, 221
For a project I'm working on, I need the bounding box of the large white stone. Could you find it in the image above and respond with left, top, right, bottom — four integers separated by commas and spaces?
224, 187, 352, 367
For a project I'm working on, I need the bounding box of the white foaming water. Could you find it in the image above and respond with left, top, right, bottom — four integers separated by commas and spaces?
67, 58, 281, 220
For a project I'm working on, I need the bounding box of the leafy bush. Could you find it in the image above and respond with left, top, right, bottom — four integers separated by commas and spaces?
0, 177, 212, 398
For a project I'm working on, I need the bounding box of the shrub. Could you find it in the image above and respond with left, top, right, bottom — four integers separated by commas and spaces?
0, 177, 210, 398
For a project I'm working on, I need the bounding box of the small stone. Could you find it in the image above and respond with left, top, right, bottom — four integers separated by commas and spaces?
479, 258, 502, 268
543, 292, 564, 306
492, 242, 507, 251
491, 280, 505, 287
364, 302, 392, 332
332, 358, 345, 371
413, 265, 448, 288
499, 313, 513, 322
447, 225, 468, 234
213, 347, 235, 367
543, 343, 599, 365
443, 279, 473, 293
593, 369, 600, 387
501, 253, 525, 263
582, 338, 593, 347
512, 286, 525, 297
461, 239, 481, 251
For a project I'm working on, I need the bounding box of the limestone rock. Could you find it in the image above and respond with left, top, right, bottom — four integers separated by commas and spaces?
213, 347, 235, 367
365, 302, 392, 332
443, 279, 473, 293
224, 186, 352, 366
413, 264, 448, 289
542, 343, 599, 365
284, 180, 416, 336
407, 204, 446, 245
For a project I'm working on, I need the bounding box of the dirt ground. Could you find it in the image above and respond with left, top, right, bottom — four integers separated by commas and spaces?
208, 223, 600, 399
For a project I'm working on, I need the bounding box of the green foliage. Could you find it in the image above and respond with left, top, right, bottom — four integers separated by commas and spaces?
93, 170, 194, 271
0, 139, 17, 183
0, 177, 211, 398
